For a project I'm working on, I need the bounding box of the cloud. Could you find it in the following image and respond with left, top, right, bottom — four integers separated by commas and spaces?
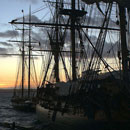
62, 35, 118, 58
0, 47, 8, 53
0, 47, 10, 57
0, 42, 13, 47
31, 29, 51, 49
0, 30, 19, 38
0, 46, 15, 57
84, 15, 119, 29
30, 15, 42, 23
103, 41, 119, 58
16, 0, 41, 4
26, 0, 39, 4
15, 15, 43, 23
85, 35, 119, 58
82, 0, 130, 9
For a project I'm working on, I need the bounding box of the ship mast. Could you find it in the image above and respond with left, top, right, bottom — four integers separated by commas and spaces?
119, 5, 129, 82
28, 6, 31, 98
55, 0, 60, 82
21, 10, 25, 98
71, 0, 76, 81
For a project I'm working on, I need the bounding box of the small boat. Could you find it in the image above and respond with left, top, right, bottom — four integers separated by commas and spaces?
10, 8, 37, 112
11, 97, 35, 112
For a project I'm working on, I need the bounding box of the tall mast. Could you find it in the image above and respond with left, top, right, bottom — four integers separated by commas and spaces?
22, 10, 25, 98
55, 0, 60, 82
119, 5, 128, 82
28, 6, 31, 98
71, 0, 76, 81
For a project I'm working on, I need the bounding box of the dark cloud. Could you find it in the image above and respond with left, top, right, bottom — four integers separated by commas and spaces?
84, 15, 119, 29
103, 41, 119, 58
0, 30, 19, 38
0, 47, 8, 53
61, 35, 119, 58
0, 46, 15, 57
0, 47, 10, 57
85, 35, 119, 58
31, 30, 50, 49
0, 42, 13, 47
82, 0, 130, 9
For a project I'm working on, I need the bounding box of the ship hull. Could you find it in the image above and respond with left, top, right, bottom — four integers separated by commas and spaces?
36, 104, 130, 130
11, 98, 36, 112
36, 104, 88, 124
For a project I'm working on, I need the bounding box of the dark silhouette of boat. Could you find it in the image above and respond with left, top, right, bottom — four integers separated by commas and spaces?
10, 0, 130, 124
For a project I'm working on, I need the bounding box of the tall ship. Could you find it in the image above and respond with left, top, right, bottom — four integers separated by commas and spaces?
10, 0, 130, 123
10, 9, 38, 111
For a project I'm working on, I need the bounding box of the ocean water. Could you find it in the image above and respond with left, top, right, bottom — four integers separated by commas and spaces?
0, 89, 39, 130
0, 89, 130, 130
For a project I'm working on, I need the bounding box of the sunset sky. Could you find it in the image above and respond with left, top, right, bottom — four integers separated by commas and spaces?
0, 0, 70, 89
0, 0, 122, 89
0, 0, 44, 88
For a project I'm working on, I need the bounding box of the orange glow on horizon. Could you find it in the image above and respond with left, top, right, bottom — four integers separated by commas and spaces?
0, 57, 25, 88
0, 56, 119, 89
0, 56, 43, 89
